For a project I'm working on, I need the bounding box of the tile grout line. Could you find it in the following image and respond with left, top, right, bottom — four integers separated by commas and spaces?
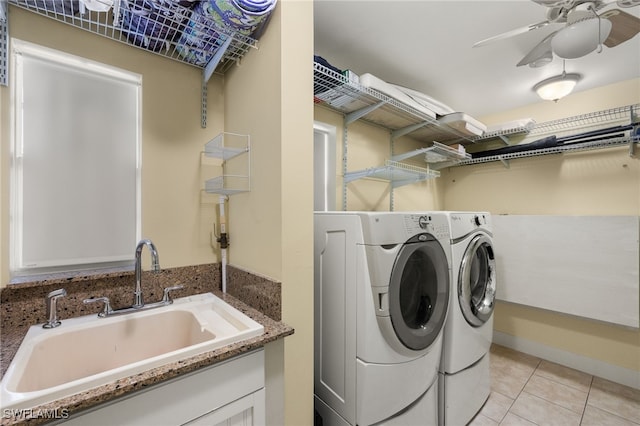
578, 375, 595, 425
503, 358, 542, 425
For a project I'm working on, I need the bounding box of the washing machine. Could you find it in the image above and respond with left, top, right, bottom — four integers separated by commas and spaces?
439, 212, 496, 426
314, 211, 451, 426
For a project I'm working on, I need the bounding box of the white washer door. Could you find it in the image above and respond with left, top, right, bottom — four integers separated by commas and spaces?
388, 234, 450, 351
458, 233, 496, 327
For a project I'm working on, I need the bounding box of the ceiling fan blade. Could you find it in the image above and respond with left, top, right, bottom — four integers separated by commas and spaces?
601, 9, 640, 47
517, 30, 559, 66
473, 20, 551, 48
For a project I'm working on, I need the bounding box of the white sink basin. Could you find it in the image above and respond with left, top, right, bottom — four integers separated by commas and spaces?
0, 292, 264, 410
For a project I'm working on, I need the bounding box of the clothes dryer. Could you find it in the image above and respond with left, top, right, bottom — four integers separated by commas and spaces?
314, 212, 451, 426
439, 212, 496, 426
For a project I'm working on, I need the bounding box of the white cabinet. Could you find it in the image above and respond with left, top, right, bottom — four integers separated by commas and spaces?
61, 350, 265, 426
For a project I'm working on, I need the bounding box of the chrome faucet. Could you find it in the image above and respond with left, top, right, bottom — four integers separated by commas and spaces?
134, 238, 161, 308
84, 239, 184, 318
43, 288, 66, 329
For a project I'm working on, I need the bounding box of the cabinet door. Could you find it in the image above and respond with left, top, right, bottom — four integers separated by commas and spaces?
185, 389, 265, 426
61, 350, 264, 425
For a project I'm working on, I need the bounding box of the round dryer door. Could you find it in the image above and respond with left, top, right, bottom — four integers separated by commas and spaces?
459, 234, 496, 327
388, 234, 450, 351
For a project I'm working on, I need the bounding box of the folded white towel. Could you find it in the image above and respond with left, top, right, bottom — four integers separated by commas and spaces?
485, 118, 536, 134
359, 73, 436, 119
391, 84, 455, 116
438, 112, 487, 137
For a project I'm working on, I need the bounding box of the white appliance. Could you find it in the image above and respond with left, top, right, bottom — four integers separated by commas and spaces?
439, 212, 496, 426
314, 211, 451, 426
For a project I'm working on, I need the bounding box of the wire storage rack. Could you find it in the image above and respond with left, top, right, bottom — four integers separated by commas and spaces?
344, 160, 440, 188
4, 0, 265, 126
6, 0, 258, 75
204, 132, 251, 195
458, 104, 640, 166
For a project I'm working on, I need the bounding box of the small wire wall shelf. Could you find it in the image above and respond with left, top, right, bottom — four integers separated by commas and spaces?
392, 141, 471, 169
457, 104, 640, 167
204, 132, 250, 195
473, 122, 536, 143
344, 160, 439, 188
7, 0, 258, 75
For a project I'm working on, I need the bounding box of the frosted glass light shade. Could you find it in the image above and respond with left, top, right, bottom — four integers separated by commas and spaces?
552, 18, 612, 59
533, 73, 581, 101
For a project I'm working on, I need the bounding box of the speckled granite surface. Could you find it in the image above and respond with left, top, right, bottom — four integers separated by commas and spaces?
0, 264, 292, 426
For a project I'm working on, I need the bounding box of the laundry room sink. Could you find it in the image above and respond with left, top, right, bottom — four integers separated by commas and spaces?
0, 292, 264, 410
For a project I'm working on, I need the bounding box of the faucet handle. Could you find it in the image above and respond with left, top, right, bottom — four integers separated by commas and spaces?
83, 296, 113, 318
162, 285, 184, 304
43, 288, 67, 329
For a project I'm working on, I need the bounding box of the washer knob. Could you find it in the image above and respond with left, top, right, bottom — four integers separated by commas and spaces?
418, 216, 429, 229
474, 215, 482, 226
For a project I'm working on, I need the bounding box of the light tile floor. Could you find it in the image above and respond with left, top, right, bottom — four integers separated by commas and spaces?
469, 344, 640, 426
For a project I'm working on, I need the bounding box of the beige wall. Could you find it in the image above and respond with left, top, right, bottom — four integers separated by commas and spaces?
314, 78, 639, 373
442, 78, 640, 372
225, 1, 314, 424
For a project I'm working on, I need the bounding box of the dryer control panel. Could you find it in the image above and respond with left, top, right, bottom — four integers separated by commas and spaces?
404, 214, 450, 241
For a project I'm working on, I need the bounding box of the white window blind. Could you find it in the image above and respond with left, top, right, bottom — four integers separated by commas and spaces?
11, 40, 141, 276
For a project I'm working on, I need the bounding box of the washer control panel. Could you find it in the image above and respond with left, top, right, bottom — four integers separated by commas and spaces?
404, 214, 449, 241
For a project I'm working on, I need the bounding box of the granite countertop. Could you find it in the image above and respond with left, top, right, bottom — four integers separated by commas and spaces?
0, 265, 293, 425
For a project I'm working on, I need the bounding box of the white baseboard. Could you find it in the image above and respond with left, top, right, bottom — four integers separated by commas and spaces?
493, 331, 640, 390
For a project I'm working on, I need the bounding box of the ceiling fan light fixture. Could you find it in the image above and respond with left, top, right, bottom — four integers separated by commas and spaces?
533, 73, 581, 101
551, 17, 613, 58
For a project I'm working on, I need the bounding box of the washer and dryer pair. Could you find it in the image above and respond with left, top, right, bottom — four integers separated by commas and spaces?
313, 211, 496, 426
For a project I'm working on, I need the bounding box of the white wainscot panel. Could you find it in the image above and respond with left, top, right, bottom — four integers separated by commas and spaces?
493, 215, 639, 328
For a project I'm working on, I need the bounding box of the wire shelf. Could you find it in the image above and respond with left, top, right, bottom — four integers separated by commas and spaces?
526, 104, 639, 140
392, 141, 470, 164
202, 132, 251, 195
204, 132, 250, 160
315, 62, 440, 131
473, 123, 535, 142
344, 160, 439, 188
458, 135, 638, 166
315, 62, 485, 144
8, 0, 258, 73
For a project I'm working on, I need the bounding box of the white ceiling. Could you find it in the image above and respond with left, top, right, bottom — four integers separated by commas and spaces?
313, 0, 640, 118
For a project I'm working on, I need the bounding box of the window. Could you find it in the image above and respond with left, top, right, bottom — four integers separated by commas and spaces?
10, 39, 141, 278
313, 121, 336, 211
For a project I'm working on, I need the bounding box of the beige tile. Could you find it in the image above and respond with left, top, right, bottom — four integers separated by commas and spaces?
534, 360, 593, 393
490, 345, 541, 372
478, 391, 514, 423
489, 345, 540, 400
499, 412, 537, 426
468, 413, 500, 426
588, 377, 640, 424
581, 405, 640, 426
490, 365, 533, 400
523, 374, 588, 414
510, 392, 582, 426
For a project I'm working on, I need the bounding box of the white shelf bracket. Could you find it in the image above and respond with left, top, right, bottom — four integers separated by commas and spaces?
498, 155, 510, 169
391, 147, 432, 162
497, 135, 510, 145
1, 1, 7, 87
391, 121, 431, 140
201, 36, 233, 129
345, 101, 385, 125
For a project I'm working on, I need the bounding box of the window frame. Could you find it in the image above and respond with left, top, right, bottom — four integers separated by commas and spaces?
9, 39, 142, 279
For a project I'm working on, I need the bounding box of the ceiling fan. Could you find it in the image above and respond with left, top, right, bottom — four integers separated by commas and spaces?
473, 0, 640, 67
